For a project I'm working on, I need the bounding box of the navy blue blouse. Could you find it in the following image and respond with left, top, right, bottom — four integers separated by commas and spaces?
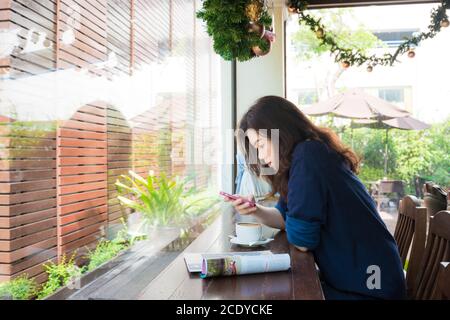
275, 140, 406, 300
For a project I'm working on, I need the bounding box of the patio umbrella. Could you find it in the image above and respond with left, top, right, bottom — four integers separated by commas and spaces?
302, 88, 410, 120
301, 88, 429, 177
353, 116, 430, 130
351, 116, 430, 176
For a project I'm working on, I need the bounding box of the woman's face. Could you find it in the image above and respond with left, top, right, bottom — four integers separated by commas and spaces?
247, 129, 275, 169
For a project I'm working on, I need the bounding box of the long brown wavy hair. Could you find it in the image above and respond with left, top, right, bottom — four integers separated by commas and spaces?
237, 96, 360, 200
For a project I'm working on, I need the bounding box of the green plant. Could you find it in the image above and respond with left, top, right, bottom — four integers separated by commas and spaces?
116, 171, 210, 227
336, 117, 449, 193
86, 219, 148, 272
421, 119, 450, 187
292, 8, 383, 62
85, 239, 128, 272
196, 0, 273, 61
0, 274, 38, 300
2, 223, 148, 300
357, 166, 385, 189
37, 253, 84, 299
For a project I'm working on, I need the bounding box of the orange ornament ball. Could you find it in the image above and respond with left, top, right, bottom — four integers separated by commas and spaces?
341, 61, 350, 69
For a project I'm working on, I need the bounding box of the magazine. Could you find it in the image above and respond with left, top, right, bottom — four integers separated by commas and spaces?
199, 253, 291, 278
184, 251, 272, 273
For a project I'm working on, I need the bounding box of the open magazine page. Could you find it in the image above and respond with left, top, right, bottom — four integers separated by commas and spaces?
200, 254, 291, 278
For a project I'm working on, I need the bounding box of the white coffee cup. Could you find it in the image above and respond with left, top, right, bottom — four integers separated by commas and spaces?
236, 223, 263, 243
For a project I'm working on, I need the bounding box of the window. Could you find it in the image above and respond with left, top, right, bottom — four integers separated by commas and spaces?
286, 3, 449, 124
378, 88, 405, 104
0, 0, 222, 287
373, 29, 419, 47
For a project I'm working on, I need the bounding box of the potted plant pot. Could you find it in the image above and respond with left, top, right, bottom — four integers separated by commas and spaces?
126, 211, 148, 238
145, 224, 182, 242
126, 211, 185, 243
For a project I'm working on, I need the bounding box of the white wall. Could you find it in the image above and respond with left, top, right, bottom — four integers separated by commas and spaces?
236, 5, 286, 120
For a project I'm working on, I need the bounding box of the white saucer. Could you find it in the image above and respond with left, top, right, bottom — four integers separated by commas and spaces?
229, 236, 274, 247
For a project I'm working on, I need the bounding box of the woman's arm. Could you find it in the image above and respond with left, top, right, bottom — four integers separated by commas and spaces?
253, 204, 286, 230
226, 196, 285, 230
226, 196, 309, 252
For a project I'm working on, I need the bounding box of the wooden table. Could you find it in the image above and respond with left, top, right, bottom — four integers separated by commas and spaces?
138, 207, 324, 300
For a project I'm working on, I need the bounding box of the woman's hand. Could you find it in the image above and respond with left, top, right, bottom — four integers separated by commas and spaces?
224, 195, 285, 230
224, 194, 257, 215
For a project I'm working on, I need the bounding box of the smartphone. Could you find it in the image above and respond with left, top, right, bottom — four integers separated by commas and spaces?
219, 191, 256, 207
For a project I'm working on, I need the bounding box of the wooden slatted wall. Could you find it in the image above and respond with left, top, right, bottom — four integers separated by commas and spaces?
0, 0, 58, 284
56, 0, 108, 259
0, 122, 58, 284
106, 0, 132, 229
0, 0, 11, 76
57, 103, 108, 259
8, 0, 56, 79
106, 107, 132, 228
58, 0, 107, 75
106, 0, 131, 76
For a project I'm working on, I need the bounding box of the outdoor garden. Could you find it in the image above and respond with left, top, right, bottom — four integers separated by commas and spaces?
326, 115, 449, 193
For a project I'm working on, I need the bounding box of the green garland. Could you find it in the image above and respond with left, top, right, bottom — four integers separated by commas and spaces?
197, 0, 273, 61
197, 0, 449, 65
288, 0, 450, 68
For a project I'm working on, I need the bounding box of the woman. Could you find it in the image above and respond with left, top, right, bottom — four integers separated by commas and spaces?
226, 96, 406, 300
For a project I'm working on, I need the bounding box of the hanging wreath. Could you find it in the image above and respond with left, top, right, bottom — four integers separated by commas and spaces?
288, 0, 450, 70
197, 0, 276, 61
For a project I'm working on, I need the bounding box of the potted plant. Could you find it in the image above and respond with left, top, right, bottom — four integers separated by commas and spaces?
115, 171, 216, 239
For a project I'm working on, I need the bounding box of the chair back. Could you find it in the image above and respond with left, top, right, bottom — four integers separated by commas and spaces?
432, 262, 450, 300
394, 196, 427, 296
414, 211, 450, 300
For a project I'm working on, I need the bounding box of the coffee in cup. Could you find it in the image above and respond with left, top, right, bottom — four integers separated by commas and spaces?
236, 223, 263, 243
